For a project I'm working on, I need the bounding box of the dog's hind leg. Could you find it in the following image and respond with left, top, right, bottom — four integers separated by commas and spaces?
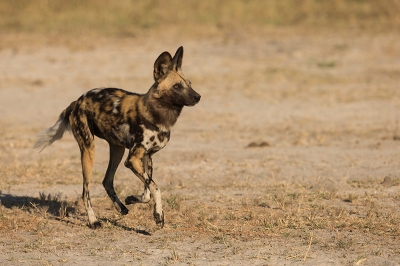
102, 143, 129, 215
79, 144, 99, 227
70, 111, 99, 227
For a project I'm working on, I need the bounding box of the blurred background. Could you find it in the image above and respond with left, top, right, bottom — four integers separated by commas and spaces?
1, 0, 400, 37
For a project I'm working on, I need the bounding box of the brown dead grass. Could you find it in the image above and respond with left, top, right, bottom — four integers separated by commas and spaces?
1, 180, 399, 264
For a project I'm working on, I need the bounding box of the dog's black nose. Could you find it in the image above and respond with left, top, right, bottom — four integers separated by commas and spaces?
193, 94, 201, 102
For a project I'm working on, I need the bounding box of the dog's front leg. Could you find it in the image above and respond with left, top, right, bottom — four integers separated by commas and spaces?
125, 154, 151, 204
140, 154, 153, 203
124, 147, 164, 227
144, 154, 164, 227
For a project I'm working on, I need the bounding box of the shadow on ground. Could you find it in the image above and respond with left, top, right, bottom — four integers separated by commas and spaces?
0, 191, 70, 216
0, 191, 151, 235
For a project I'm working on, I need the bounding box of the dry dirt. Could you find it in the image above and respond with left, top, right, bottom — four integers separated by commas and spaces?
0, 30, 400, 265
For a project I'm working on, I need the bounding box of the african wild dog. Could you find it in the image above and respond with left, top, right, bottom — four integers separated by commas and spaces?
34, 47, 201, 228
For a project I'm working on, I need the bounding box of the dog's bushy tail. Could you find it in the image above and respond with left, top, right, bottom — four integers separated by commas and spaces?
34, 101, 76, 151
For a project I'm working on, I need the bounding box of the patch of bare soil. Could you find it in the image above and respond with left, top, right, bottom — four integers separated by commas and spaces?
0, 30, 400, 265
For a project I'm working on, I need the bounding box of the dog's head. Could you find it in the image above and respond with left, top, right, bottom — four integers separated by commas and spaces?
152, 46, 201, 107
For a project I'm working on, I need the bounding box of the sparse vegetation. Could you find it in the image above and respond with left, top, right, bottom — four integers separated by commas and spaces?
1, 183, 398, 251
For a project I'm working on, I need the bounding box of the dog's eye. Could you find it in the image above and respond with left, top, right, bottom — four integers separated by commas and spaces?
173, 84, 181, 90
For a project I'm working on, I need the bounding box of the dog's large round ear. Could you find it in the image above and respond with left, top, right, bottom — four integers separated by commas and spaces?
172, 46, 183, 72
154, 52, 173, 82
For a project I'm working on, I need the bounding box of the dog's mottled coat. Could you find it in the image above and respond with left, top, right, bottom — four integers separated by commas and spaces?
35, 47, 201, 227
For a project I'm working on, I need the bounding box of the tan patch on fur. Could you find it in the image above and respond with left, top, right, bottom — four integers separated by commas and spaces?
120, 95, 139, 119
125, 146, 146, 182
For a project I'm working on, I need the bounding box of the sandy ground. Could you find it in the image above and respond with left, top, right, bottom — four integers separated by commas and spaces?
0, 30, 400, 265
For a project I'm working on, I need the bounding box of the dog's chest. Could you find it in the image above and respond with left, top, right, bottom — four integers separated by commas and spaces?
141, 126, 170, 153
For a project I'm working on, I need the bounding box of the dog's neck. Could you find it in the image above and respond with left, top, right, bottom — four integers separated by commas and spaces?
140, 91, 182, 130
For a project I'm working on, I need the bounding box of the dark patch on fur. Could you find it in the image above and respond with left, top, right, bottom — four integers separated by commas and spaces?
157, 131, 170, 143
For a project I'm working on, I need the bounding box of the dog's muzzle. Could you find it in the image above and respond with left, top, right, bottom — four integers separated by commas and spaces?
193, 93, 201, 103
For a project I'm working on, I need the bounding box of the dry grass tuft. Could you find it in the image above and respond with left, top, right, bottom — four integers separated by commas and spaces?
3, 182, 397, 242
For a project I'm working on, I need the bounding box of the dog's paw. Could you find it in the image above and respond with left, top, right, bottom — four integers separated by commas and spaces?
153, 211, 164, 228
113, 201, 129, 215
125, 195, 141, 205
120, 205, 129, 215
89, 220, 102, 229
